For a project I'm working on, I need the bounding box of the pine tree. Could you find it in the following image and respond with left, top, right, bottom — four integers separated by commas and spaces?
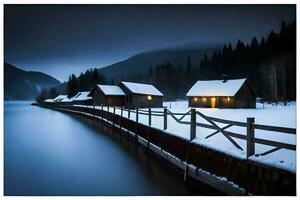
67, 74, 78, 98
78, 73, 86, 91
35, 88, 49, 103
250, 37, 259, 49
67, 75, 72, 98
91, 69, 100, 86
49, 87, 58, 99
185, 56, 192, 77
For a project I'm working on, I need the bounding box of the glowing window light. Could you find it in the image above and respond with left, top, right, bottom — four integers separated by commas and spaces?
202, 97, 207, 102
227, 97, 230, 102
147, 95, 152, 101
194, 97, 198, 102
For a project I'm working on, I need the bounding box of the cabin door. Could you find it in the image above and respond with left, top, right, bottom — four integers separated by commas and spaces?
210, 97, 216, 108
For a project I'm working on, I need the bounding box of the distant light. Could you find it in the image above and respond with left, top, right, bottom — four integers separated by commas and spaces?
147, 95, 152, 101
227, 97, 230, 102
212, 97, 216, 101
202, 97, 206, 102
194, 97, 198, 102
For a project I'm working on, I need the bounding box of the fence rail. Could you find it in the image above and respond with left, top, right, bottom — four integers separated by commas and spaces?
59, 104, 296, 158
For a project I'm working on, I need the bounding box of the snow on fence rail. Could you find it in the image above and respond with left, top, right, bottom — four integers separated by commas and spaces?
107, 106, 296, 159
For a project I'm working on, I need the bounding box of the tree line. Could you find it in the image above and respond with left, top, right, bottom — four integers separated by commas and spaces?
35, 87, 59, 103
66, 68, 108, 98
132, 20, 296, 102
37, 21, 295, 103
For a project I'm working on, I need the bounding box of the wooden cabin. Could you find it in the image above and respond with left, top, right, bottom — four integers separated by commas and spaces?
58, 95, 73, 105
44, 98, 55, 105
186, 78, 256, 108
71, 91, 93, 105
119, 81, 163, 108
52, 95, 69, 105
88, 85, 125, 106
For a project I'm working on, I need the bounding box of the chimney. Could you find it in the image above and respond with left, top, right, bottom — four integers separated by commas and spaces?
221, 74, 228, 83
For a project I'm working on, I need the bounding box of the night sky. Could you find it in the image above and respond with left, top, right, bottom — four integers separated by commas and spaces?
4, 5, 295, 81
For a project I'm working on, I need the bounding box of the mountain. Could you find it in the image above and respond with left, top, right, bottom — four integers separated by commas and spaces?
4, 62, 61, 100
55, 44, 221, 94
98, 44, 220, 82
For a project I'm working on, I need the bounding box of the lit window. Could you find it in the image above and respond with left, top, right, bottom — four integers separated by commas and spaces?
202, 97, 206, 102
227, 97, 230, 102
211, 97, 216, 101
147, 95, 152, 101
194, 97, 198, 102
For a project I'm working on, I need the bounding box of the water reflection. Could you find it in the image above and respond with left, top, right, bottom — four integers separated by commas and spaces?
4, 102, 222, 195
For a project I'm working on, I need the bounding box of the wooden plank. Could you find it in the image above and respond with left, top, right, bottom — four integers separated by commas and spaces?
196, 122, 215, 129
151, 113, 164, 117
253, 124, 296, 134
205, 124, 233, 139
168, 111, 192, 115
225, 132, 247, 140
196, 111, 243, 150
167, 110, 191, 125
164, 108, 167, 130
178, 110, 191, 121
247, 118, 255, 158
259, 147, 282, 156
253, 138, 296, 151
207, 116, 247, 127
190, 109, 196, 141
148, 108, 151, 126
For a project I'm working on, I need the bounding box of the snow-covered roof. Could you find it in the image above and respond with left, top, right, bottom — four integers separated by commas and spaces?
71, 91, 92, 101
186, 78, 247, 97
121, 81, 163, 96
44, 99, 55, 103
96, 85, 125, 96
54, 95, 68, 102
60, 96, 72, 102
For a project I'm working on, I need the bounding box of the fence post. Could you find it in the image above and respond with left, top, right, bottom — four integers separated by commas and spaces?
128, 108, 130, 119
135, 108, 139, 140
164, 107, 167, 130
148, 108, 151, 126
105, 106, 108, 122
121, 107, 123, 117
190, 109, 196, 141
136, 108, 139, 123
113, 106, 116, 124
101, 104, 104, 129
247, 117, 255, 158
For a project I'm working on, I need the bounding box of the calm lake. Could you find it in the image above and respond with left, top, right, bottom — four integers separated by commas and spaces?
4, 101, 221, 195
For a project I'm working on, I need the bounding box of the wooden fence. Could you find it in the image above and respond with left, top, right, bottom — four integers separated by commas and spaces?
45, 104, 296, 195
105, 106, 296, 159
56, 104, 295, 159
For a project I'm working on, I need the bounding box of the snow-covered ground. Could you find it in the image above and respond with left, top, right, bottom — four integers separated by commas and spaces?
76, 101, 296, 173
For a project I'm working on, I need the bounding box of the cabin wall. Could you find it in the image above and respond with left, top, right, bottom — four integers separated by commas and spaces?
235, 83, 256, 108
105, 96, 125, 106
189, 96, 223, 108
124, 94, 162, 108
92, 89, 106, 106
119, 84, 162, 108
73, 99, 93, 105
91, 88, 124, 106
219, 97, 235, 108
188, 96, 251, 108
188, 82, 256, 108
132, 95, 162, 108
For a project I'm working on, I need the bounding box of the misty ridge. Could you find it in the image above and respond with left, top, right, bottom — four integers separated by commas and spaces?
4, 63, 60, 100
7, 20, 295, 103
